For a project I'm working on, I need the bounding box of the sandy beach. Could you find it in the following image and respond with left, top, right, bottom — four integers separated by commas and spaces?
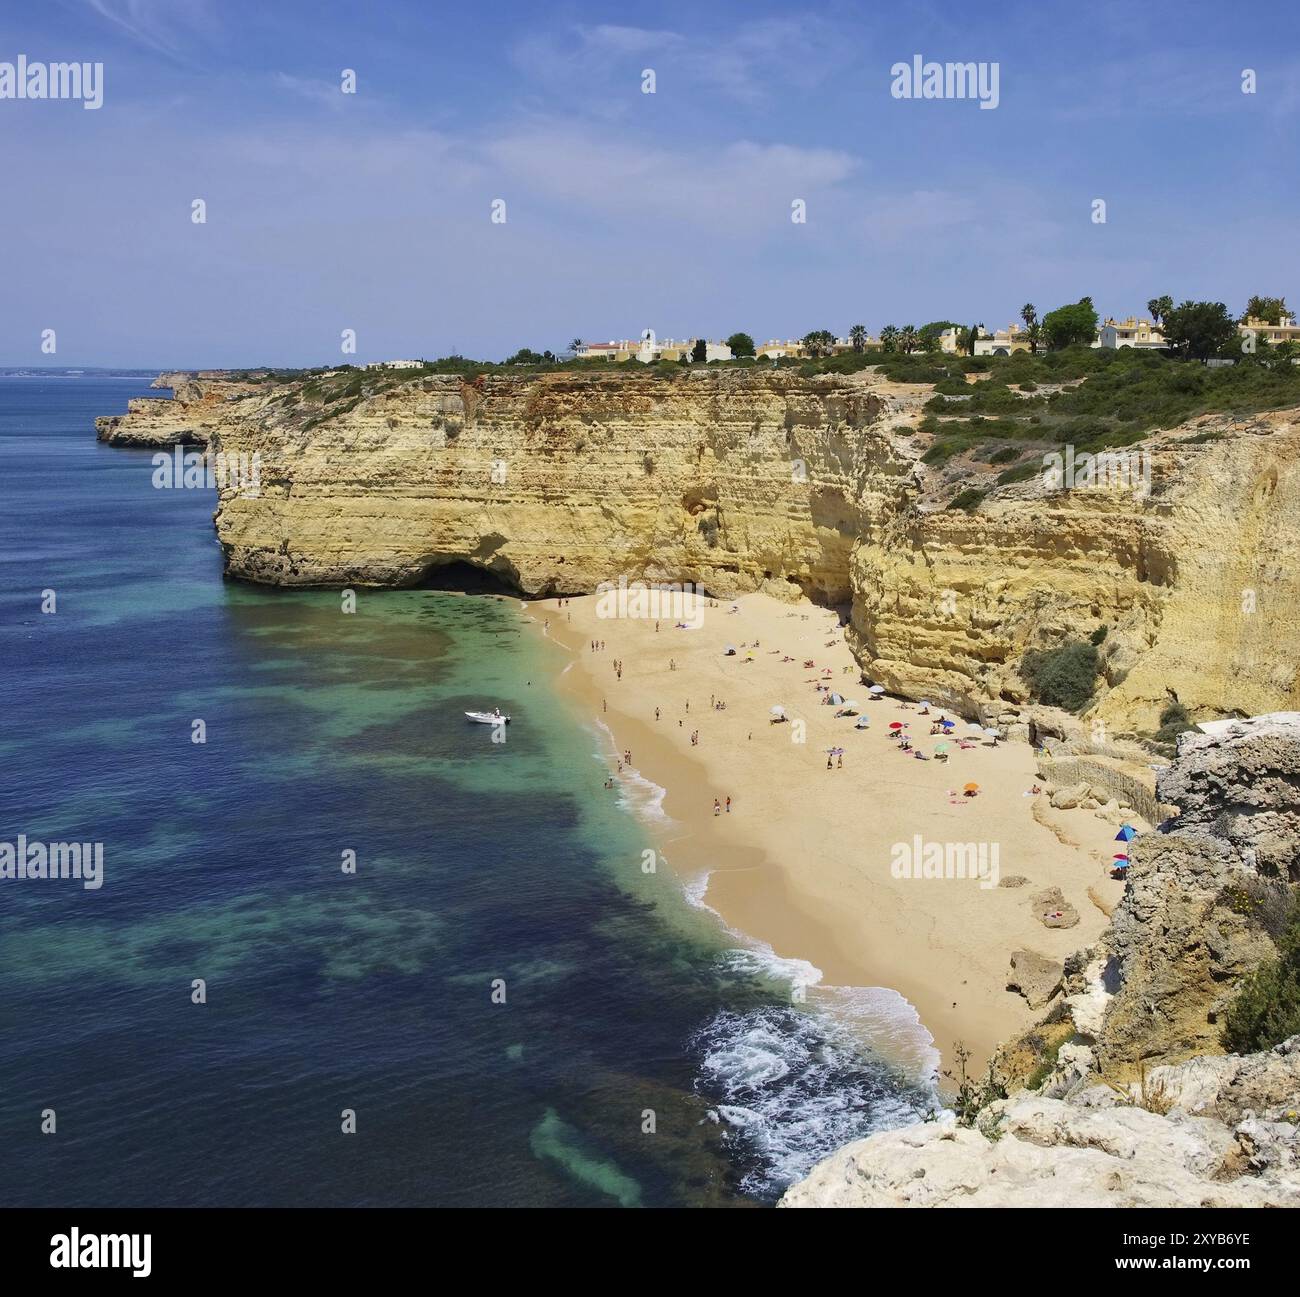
525, 590, 1127, 1085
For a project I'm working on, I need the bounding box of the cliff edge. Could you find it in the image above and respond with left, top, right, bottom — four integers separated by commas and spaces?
96, 365, 1300, 736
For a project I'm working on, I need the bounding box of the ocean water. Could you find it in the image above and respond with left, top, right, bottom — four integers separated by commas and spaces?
0, 376, 934, 1207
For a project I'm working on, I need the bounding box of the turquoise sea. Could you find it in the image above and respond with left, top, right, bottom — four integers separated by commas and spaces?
0, 376, 933, 1206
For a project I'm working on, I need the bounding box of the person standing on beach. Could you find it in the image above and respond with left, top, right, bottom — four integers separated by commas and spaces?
725, 797, 731, 813
713, 799, 721, 816
655, 707, 660, 722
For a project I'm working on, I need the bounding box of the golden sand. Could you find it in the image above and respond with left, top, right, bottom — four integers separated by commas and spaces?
525, 591, 1125, 1080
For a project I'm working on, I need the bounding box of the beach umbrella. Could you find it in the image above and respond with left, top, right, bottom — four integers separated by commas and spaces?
1114, 825, 1137, 842
941, 719, 956, 729
868, 684, 885, 694
920, 700, 931, 708
829, 692, 844, 705
855, 716, 870, 728
983, 727, 1000, 737
888, 721, 904, 730
1113, 861, 1130, 871
966, 722, 984, 732
770, 705, 785, 716
963, 782, 980, 792
1112, 853, 1129, 862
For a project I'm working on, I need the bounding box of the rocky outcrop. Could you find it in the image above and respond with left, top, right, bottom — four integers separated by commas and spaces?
779, 1037, 1300, 1207
95, 375, 263, 447
96, 368, 1300, 733
1097, 714, 1299, 1074
783, 713, 1300, 1208
1006, 948, 1063, 1009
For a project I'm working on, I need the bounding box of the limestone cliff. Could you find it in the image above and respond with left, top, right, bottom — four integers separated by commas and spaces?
1096, 714, 1300, 1073
96, 367, 1300, 734
95, 373, 261, 446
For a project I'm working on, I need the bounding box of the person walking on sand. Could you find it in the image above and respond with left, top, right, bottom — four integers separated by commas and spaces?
725, 797, 731, 813
655, 707, 660, 722
837, 751, 843, 769
713, 799, 721, 816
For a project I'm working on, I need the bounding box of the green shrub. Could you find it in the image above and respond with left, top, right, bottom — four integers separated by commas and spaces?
1155, 700, 1194, 744
1089, 625, 1108, 645
949, 488, 987, 512
921, 438, 969, 466
989, 446, 1021, 464
1222, 890, 1300, 1054
1019, 641, 1100, 712
996, 460, 1042, 486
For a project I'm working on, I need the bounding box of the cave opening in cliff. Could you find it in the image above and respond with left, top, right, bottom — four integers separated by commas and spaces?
413, 560, 519, 596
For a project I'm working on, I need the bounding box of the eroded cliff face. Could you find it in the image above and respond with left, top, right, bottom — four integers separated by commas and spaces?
1096, 715, 1300, 1073
852, 413, 1300, 732
98, 367, 1300, 732
210, 368, 913, 605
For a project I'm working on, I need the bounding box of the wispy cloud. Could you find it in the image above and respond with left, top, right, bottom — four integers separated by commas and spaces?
81, 0, 217, 58
511, 18, 858, 110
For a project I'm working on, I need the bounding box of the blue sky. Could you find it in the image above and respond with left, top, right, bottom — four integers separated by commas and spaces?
2, 0, 1298, 366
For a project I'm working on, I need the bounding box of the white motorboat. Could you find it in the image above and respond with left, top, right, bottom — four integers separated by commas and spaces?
465, 708, 510, 725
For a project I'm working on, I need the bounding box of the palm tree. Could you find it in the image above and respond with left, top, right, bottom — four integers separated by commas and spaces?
849, 324, 867, 354
569, 337, 584, 355
879, 324, 899, 352
1019, 305, 1038, 354
1146, 296, 1173, 327
899, 325, 919, 354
